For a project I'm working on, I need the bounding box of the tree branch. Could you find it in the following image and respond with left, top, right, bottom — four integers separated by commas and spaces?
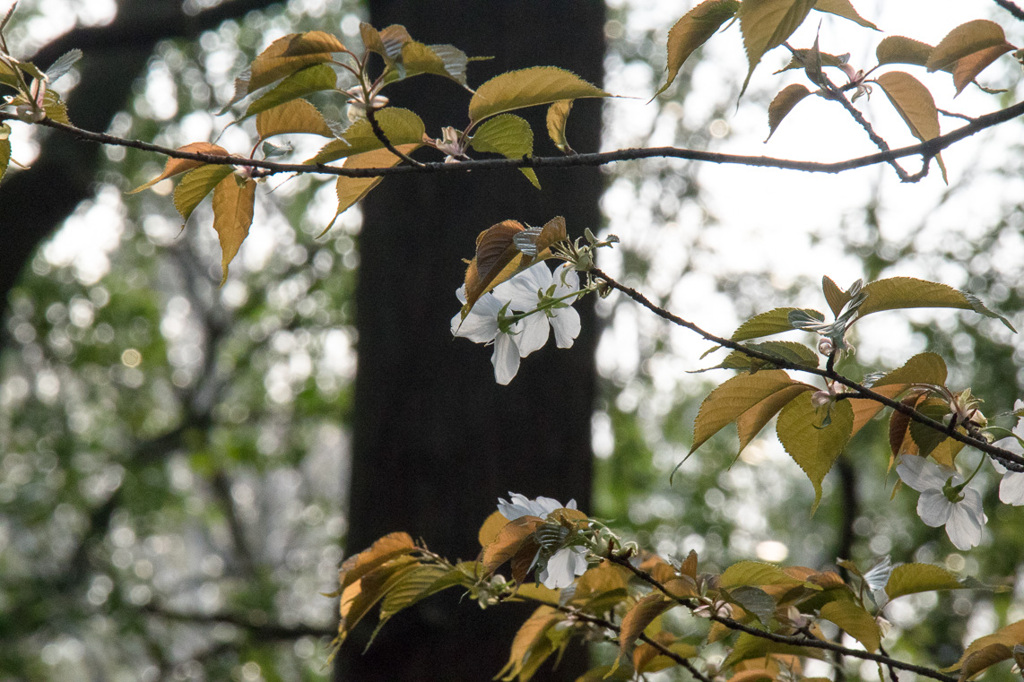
142, 603, 334, 640
3, 97, 1023, 181
588, 267, 1024, 470
992, 0, 1024, 21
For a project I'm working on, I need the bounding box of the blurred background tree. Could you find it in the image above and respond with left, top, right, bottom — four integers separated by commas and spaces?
2, 1, 1024, 681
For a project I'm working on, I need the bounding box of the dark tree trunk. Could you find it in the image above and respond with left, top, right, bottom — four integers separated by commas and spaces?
339, 2, 605, 680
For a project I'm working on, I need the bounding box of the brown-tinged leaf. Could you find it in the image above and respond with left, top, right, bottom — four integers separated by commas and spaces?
737, 0, 817, 97
322, 143, 421, 234
256, 97, 335, 140
385, 41, 470, 86
619, 594, 675, 656
212, 173, 257, 285
172, 164, 234, 225
885, 562, 963, 600
875, 351, 949, 388
338, 531, 417, 590
249, 31, 345, 93
0, 123, 10, 183
129, 142, 230, 194
952, 43, 1014, 96
496, 605, 562, 681
847, 384, 905, 439
573, 561, 631, 603
690, 370, 809, 454
515, 583, 562, 606
546, 99, 575, 154
874, 71, 946, 181
721, 561, 805, 589
822, 276, 850, 317
927, 20, 1010, 73
766, 83, 812, 140
956, 643, 1014, 681
724, 631, 826, 667
469, 66, 609, 124
889, 395, 925, 460
820, 601, 881, 651
338, 558, 417, 643
479, 510, 509, 547
462, 220, 532, 314
510, 536, 542, 584
482, 515, 545, 573
776, 392, 854, 511
813, 0, 879, 30
656, 0, 741, 97
859, 278, 1012, 330
876, 35, 933, 67
360, 23, 412, 64
634, 633, 698, 673
947, 620, 1024, 675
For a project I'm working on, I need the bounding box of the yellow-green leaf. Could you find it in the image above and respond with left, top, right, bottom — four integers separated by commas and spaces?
360, 23, 412, 64
730, 307, 822, 342
656, 0, 740, 97
876, 35, 933, 67
885, 562, 962, 600
172, 163, 234, 225
323, 143, 420, 234
384, 41, 470, 86
0, 123, 10, 183
256, 98, 335, 140
479, 510, 510, 547
711, 340, 819, 373
737, 0, 817, 97
338, 531, 417, 591
767, 83, 812, 140
691, 370, 810, 454
874, 71, 946, 181
957, 644, 1014, 681
248, 31, 345, 93
377, 563, 456, 622
724, 631, 825, 668
813, 0, 879, 30
927, 20, 1010, 73
469, 66, 608, 125
859, 277, 1014, 331
776, 392, 854, 511
212, 173, 257, 285
720, 561, 804, 588
619, 594, 675, 656
496, 605, 562, 681
244, 63, 338, 123
737, 383, 813, 452
873, 352, 948, 388
130, 142, 230, 194
820, 601, 881, 652
546, 99, 574, 154
469, 113, 539, 189
308, 107, 425, 164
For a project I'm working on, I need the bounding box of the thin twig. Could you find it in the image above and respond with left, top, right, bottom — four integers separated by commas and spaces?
993, 0, 1024, 21
589, 267, 1024, 470
2, 97, 1023, 180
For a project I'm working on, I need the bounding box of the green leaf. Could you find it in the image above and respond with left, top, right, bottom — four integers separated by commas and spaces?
129, 142, 230, 194
655, 0, 740, 98
469, 113, 539, 188
720, 561, 804, 588
737, 0, 817, 97
384, 41, 471, 86
820, 601, 881, 651
256, 98, 335, 140
377, 563, 457, 622
885, 563, 963, 600
873, 352, 948, 388
709, 340, 819, 372
323, 143, 421, 234
927, 20, 1010, 73
248, 31, 346, 94
876, 36, 933, 67
776, 392, 854, 511
727, 586, 776, 624
309, 107, 426, 164
212, 174, 257, 286
737, 384, 812, 453
767, 83, 812, 140
730, 307, 823, 342
723, 631, 825, 668
690, 370, 810, 454
469, 66, 609, 125
546, 99, 575, 154
874, 71, 946, 182
813, 0, 879, 30
242, 63, 338, 122
173, 164, 234, 225
859, 277, 1015, 331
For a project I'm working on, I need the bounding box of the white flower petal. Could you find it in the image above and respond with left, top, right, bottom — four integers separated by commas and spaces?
516, 313, 550, 357
917, 490, 953, 527
506, 263, 552, 310
550, 307, 581, 348
553, 264, 580, 294
1000, 471, 1024, 506
452, 293, 503, 343
491, 332, 521, 385
897, 455, 960, 492
497, 493, 536, 520
541, 548, 580, 589
945, 493, 985, 550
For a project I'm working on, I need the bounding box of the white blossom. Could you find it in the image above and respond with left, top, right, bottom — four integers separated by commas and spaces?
451, 286, 522, 385
496, 493, 588, 590
896, 455, 986, 550
992, 399, 1024, 506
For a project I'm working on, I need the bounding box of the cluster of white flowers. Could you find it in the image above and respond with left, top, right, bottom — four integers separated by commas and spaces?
451, 263, 581, 385
896, 400, 1024, 550
496, 493, 589, 589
